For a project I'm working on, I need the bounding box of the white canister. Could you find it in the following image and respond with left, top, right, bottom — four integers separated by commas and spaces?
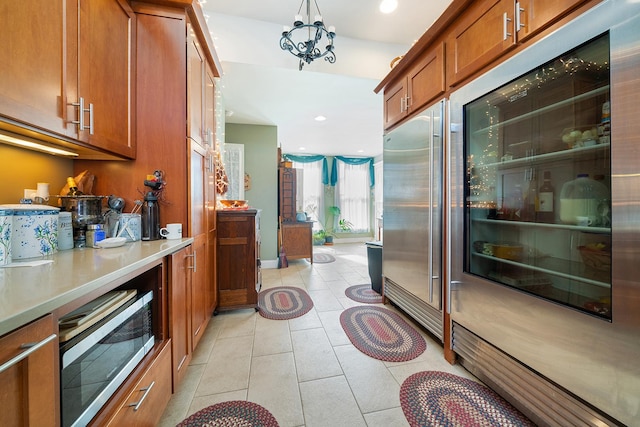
118, 213, 142, 241
0, 207, 13, 265
58, 212, 74, 251
1, 204, 60, 259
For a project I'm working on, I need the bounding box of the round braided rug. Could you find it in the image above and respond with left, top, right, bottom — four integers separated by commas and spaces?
345, 284, 383, 304
340, 306, 426, 362
177, 400, 279, 427
258, 286, 314, 320
400, 371, 535, 427
313, 252, 336, 263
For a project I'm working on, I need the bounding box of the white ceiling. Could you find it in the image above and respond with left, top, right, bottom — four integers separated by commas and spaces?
201, 0, 452, 157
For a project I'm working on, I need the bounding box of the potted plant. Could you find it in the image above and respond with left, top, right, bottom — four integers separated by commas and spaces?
323, 206, 353, 245
312, 229, 327, 245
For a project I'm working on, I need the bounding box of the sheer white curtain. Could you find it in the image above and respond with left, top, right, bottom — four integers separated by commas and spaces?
292, 160, 324, 231
335, 161, 370, 232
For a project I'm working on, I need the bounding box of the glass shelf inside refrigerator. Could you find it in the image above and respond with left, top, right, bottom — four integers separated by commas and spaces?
464, 32, 612, 319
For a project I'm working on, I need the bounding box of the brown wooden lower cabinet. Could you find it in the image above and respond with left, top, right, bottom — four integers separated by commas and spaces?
0, 315, 58, 427
169, 245, 193, 390
103, 341, 172, 427
217, 209, 261, 311
282, 221, 313, 262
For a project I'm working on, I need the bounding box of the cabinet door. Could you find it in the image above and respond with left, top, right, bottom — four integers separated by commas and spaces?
169, 246, 192, 389
204, 64, 216, 147
407, 42, 446, 114
447, 0, 515, 86
187, 31, 205, 147
0, 0, 70, 137
516, 0, 585, 41
75, 0, 135, 158
383, 79, 407, 129
0, 315, 58, 427
189, 142, 210, 348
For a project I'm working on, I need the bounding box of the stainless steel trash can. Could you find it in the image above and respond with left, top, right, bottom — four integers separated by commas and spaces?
366, 241, 383, 294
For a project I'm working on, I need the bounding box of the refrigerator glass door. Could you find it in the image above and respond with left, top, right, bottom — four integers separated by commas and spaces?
464, 33, 612, 319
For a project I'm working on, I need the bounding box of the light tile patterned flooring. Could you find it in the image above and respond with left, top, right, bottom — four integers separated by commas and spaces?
159, 243, 477, 427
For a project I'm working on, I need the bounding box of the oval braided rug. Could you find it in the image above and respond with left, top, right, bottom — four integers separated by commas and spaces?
177, 400, 279, 426
345, 284, 383, 304
313, 252, 336, 263
258, 286, 314, 320
340, 306, 426, 362
400, 371, 535, 427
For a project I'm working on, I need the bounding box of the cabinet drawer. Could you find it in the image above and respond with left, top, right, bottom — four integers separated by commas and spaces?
0, 315, 58, 427
104, 342, 172, 426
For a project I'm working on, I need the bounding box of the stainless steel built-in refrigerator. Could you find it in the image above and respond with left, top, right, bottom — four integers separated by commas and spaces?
448, 1, 640, 424
383, 100, 443, 339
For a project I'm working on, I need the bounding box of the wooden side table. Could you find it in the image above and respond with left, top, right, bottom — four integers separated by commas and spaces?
282, 221, 313, 263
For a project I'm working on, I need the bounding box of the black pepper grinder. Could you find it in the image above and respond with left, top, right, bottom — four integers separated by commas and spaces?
141, 192, 160, 240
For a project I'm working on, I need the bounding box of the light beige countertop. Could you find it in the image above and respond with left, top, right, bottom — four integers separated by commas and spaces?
0, 238, 193, 336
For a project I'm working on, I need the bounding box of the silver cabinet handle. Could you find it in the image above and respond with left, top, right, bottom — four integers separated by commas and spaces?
186, 251, 197, 272
503, 12, 512, 41
69, 97, 94, 134
70, 97, 85, 131
0, 333, 57, 374
128, 381, 155, 412
86, 101, 94, 135
515, 2, 525, 32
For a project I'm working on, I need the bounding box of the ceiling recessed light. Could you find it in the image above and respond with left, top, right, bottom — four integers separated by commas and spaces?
379, 0, 398, 14
314, 115, 327, 121
299, 147, 307, 151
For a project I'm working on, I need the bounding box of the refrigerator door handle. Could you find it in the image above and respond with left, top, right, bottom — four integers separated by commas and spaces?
447, 280, 463, 314
428, 109, 435, 304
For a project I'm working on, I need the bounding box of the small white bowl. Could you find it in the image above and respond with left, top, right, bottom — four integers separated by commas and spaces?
96, 237, 127, 248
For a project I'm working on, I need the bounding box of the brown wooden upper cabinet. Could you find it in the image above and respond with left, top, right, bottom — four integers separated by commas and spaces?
383, 42, 446, 129
0, 0, 69, 138
0, 0, 135, 158
447, 0, 586, 86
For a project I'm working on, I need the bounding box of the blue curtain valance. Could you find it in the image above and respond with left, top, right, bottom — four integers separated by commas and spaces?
330, 156, 375, 187
282, 154, 329, 185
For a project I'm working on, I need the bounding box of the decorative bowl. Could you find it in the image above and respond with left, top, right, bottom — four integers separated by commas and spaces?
219, 199, 248, 209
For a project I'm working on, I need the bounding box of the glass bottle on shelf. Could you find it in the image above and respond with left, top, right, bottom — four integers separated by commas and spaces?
522, 169, 538, 222
536, 171, 555, 223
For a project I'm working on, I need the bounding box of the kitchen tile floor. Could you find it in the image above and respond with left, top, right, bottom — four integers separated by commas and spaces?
159, 242, 478, 427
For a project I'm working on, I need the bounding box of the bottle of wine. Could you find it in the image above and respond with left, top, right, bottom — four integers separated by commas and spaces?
536, 170, 555, 223
66, 177, 83, 196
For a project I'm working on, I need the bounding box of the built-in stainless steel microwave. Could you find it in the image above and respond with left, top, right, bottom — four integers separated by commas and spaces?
59, 290, 154, 427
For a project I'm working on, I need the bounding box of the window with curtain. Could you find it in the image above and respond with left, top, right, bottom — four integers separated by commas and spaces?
335, 160, 371, 232
291, 159, 324, 231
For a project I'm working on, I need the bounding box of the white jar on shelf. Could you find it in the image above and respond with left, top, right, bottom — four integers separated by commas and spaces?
559, 174, 609, 226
